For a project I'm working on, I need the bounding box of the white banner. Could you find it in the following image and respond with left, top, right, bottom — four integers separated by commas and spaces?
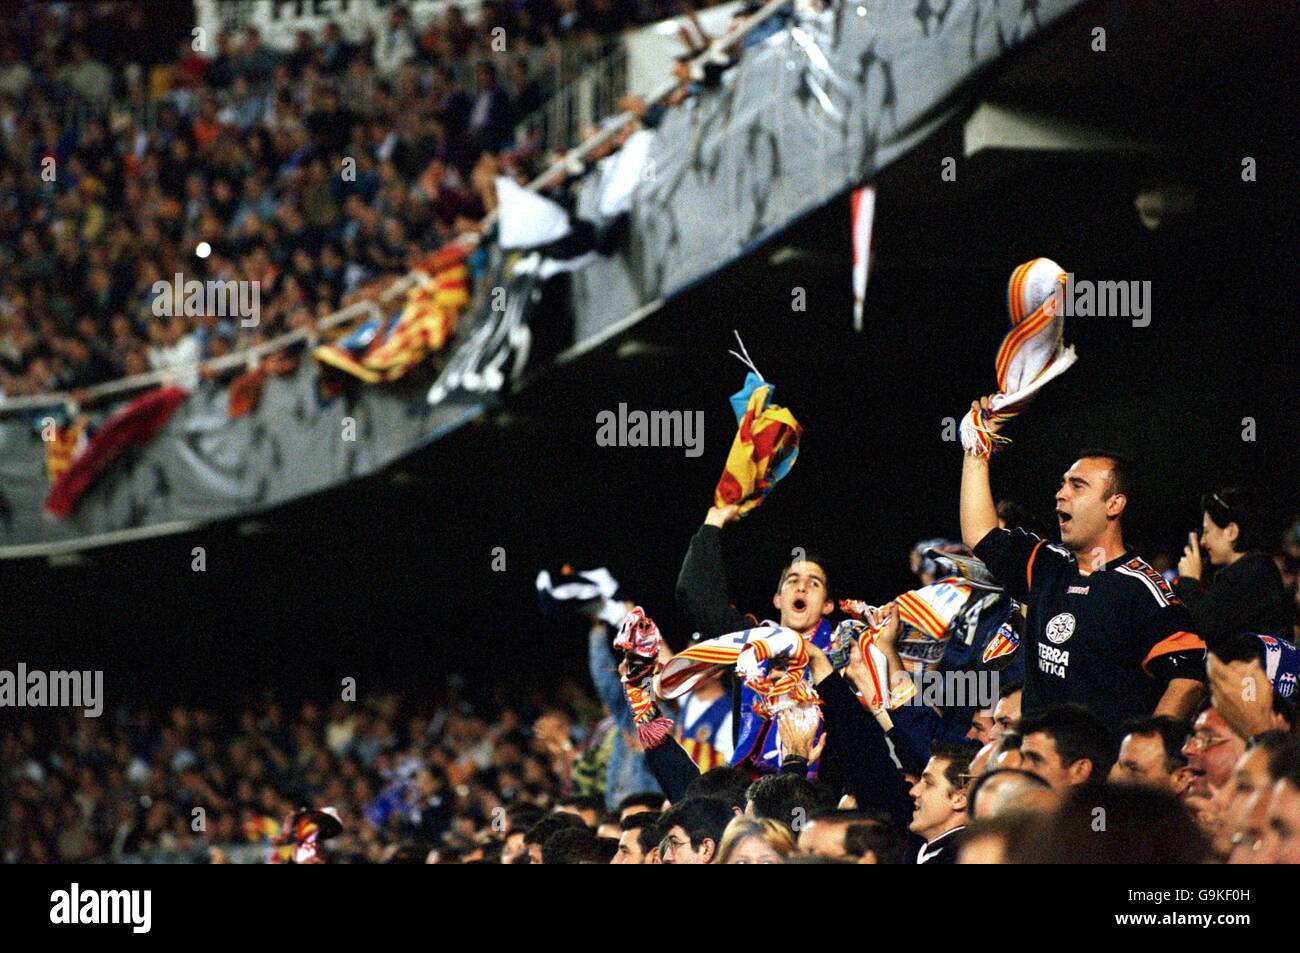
194, 0, 484, 52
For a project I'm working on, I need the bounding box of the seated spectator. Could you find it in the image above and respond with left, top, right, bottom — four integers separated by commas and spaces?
1109, 716, 1193, 795
543, 827, 615, 864
968, 768, 1055, 820
907, 743, 975, 863
1176, 488, 1292, 644
745, 774, 837, 833
612, 812, 660, 864
991, 681, 1023, 739
1180, 703, 1247, 835
1016, 705, 1114, 792
957, 812, 1037, 864
717, 816, 795, 864
1016, 784, 1213, 864
844, 818, 906, 864
798, 809, 891, 860
1220, 731, 1289, 863
659, 797, 733, 864
1258, 736, 1300, 863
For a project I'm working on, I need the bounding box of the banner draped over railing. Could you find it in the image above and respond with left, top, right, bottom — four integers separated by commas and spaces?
0, 0, 1086, 556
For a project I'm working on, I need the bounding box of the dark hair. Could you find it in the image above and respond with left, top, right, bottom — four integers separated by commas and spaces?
997, 731, 1023, 751
998, 679, 1024, 700
775, 550, 832, 600
617, 791, 664, 814
523, 812, 586, 847
996, 500, 1051, 539
506, 806, 545, 835
1077, 448, 1134, 502
685, 766, 750, 813
1211, 632, 1269, 667
929, 743, 978, 791
1016, 704, 1115, 780
637, 817, 664, 856
745, 775, 838, 829
659, 797, 733, 850
1015, 784, 1211, 864
1248, 729, 1290, 757
542, 828, 613, 864
844, 819, 905, 864
968, 768, 1051, 816
619, 811, 660, 833
1212, 635, 1297, 728
557, 794, 604, 817
1202, 487, 1276, 553
1266, 735, 1300, 786
1119, 715, 1190, 772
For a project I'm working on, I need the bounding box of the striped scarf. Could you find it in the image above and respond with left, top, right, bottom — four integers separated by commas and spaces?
615, 607, 675, 748
961, 258, 1077, 457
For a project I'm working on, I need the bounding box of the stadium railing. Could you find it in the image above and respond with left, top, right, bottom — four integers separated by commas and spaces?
0, 0, 795, 417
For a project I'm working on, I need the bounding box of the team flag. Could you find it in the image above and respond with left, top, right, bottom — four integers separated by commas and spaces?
45, 386, 190, 517
714, 335, 802, 516
960, 257, 1078, 457
313, 246, 470, 384
43, 416, 87, 487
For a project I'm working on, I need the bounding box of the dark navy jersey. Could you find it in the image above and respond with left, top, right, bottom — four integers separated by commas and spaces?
973, 528, 1206, 737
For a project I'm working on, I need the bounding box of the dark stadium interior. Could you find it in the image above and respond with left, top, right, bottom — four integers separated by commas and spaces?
4, 0, 1300, 879
3, 47, 1295, 712
0, 0, 1295, 709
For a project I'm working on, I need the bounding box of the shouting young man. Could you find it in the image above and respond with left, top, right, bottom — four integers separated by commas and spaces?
675, 502, 834, 772
960, 404, 1206, 738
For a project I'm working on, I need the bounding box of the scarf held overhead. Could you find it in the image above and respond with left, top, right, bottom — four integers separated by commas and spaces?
960, 257, 1077, 457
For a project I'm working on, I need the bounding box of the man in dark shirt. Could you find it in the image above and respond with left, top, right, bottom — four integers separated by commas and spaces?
959, 397, 1206, 737
1175, 487, 1292, 646
675, 502, 834, 770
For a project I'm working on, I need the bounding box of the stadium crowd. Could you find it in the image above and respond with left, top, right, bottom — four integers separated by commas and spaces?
3, 473, 1298, 864
0, 1, 1296, 870
0, 0, 723, 401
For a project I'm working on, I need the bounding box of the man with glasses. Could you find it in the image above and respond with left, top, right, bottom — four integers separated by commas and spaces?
656, 797, 732, 864
1176, 487, 1291, 646
1181, 705, 1247, 836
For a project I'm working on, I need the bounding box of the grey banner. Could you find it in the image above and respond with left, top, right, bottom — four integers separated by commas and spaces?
0, 0, 1084, 555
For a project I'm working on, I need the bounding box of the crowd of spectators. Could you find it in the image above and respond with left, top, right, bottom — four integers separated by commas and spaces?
4, 490, 1297, 865
0, 0, 720, 402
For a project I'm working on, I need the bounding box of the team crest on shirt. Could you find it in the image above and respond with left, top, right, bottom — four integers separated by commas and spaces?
1045, 612, 1076, 645
695, 724, 713, 742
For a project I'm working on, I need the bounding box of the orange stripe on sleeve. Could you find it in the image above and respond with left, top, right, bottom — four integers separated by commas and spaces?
1141, 631, 1207, 676
1026, 540, 1045, 591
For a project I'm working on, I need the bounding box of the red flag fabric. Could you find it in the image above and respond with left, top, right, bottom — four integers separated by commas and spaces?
45, 386, 190, 518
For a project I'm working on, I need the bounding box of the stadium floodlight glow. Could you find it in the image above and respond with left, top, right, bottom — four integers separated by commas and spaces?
195, 241, 211, 259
